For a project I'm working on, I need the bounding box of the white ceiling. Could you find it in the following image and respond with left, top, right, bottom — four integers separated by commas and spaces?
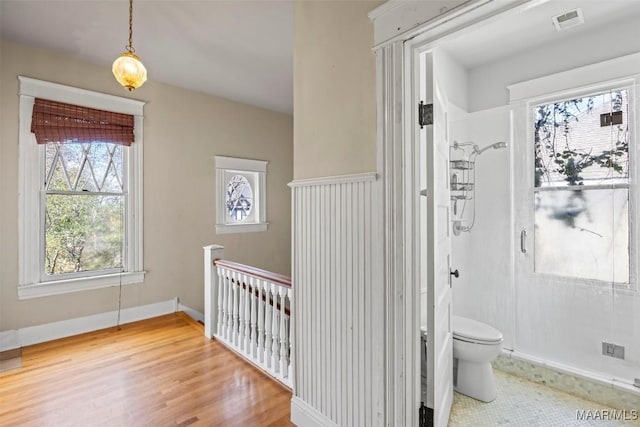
441, 0, 640, 69
0, 0, 293, 114
3, 1, 639, 116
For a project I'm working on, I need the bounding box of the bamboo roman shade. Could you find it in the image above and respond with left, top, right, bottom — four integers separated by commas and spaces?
31, 98, 135, 146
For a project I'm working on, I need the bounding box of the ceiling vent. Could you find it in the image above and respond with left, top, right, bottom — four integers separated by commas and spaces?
552, 8, 584, 31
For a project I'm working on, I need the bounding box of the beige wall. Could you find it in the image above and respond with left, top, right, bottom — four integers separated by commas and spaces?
293, 0, 381, 180
0, 39, 292, 331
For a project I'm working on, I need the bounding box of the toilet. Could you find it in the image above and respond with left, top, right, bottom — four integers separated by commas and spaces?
452, 315, 503, 402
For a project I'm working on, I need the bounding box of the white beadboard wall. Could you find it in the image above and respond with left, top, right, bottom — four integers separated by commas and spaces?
289, 173, 385, 427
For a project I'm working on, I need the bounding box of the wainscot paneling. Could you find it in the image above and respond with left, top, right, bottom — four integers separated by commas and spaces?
289, 173, 385, 427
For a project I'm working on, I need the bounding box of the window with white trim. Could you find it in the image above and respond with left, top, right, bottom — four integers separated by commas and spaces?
18, 77, 145, 299
532, 87, 631, 284
215, 156, 267, 234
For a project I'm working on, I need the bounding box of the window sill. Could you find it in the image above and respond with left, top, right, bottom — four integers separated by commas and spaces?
18, 271, 146, 300
216, 223, 268, 234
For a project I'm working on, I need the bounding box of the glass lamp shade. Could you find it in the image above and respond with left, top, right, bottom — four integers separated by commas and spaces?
112, 51, 147, 91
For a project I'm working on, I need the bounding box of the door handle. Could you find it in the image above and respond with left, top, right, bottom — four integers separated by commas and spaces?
520, 229, 527, 254
450, 269, 459, 278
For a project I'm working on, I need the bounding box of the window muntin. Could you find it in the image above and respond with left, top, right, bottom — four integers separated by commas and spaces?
532, 88, 630, 284
45, 143, 124, 193
43, 142, 126, 279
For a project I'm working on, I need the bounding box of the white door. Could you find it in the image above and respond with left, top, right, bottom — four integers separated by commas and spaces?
422, 50, 454, 427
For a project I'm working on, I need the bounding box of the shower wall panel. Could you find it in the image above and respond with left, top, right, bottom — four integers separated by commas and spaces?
450, 106, 513, 349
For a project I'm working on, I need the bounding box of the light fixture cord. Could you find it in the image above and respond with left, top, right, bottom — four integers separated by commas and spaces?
127, 0, 135, 53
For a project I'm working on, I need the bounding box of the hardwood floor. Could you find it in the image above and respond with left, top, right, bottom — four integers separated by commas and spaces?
0, 313, 294, 427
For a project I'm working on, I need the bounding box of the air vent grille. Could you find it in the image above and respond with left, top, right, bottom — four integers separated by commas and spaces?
552, 8, 584, 31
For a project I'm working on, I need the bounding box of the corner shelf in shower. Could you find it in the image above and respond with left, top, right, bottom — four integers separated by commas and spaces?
450, 182, 474, 191
449, 160, 474, 205
450, 160, 474, 170
451, 194, 472, 200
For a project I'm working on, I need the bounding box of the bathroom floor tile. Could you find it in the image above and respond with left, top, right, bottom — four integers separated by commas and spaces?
449, 370, 640, 426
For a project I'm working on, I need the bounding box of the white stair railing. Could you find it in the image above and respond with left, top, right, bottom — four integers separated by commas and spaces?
204, 245, 292, 388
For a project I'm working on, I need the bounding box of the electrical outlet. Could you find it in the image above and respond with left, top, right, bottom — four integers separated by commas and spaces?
602, 342, 625, 360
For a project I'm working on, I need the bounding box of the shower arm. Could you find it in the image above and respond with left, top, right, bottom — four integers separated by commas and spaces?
474, 141, 508, 155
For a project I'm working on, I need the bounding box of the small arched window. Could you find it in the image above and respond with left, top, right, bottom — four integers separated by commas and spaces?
215, 156, 268, 234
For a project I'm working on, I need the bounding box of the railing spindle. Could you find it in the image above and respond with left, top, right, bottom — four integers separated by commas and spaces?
238, 273, 244, 348
216, 266, 224, 337
271, 283, 280, 373
243, 274, 251, 354
280, 287, 288, 378
250, 276, 258, 359
257, 279, 265, 363
225, 269, 233, 341
232, 271, 239, 346
238, 274, 245, 349
221, 268, 228, 340
239, 274, 245, 347
264, 281, 273, 369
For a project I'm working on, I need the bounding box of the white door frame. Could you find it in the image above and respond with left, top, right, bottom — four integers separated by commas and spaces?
371, 1, 540, 425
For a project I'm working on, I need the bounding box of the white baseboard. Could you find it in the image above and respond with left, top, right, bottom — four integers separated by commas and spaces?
291, 397, 339, 427
179, 304, 204, 323
0, 330, 20, 352
2, 299, 179, 350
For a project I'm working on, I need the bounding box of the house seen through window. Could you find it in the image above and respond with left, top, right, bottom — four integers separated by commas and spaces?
533, 88, 630, 284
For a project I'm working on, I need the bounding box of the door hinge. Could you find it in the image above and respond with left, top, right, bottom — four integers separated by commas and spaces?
419, 402, 433, 427
419, 101, 433, 129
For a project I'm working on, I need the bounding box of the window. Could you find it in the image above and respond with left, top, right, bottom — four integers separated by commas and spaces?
226, 174, 253, 221
18, 77, 145, 299
532, 88, 630, 284
44, 142, 125, 277
215, 156, 267, 234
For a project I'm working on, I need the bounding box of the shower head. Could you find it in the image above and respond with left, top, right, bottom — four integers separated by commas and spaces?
474, 141, 508, 155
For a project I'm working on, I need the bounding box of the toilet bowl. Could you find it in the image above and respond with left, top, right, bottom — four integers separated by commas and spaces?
452, 315, 503, 402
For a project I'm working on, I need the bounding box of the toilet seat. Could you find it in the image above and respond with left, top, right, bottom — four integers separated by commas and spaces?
452, 315, 503, 344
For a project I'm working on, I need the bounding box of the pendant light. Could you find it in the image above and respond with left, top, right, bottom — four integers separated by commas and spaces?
112, 0, 147, 91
